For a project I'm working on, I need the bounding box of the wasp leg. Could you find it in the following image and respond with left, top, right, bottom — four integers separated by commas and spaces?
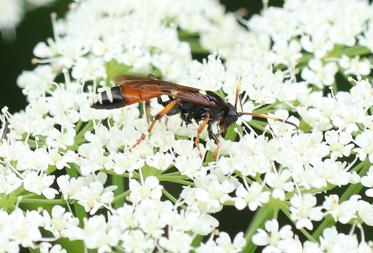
0, 122, 9, 142
207, 124, 221, 160
194, 114, 210, 158
157, 97, 179, 116
144, 100, 151, 123
132, 98, 180, 148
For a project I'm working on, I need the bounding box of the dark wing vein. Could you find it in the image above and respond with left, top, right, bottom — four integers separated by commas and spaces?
114, 75, 217, 106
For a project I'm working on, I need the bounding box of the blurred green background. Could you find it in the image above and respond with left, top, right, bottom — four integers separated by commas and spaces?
0, 0, 284, 113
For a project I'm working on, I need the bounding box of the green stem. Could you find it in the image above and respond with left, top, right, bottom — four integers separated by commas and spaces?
161, 171, 183, 177
334, 45, 370, 57
74, 121, 94, 145
158, 174, 193, 186
244, 204, 274, 253
278, 202, 316, 242
182, 38, 209, 54
248, 120, 266, 131
254, 102, 280, 113
19, 198, 67, 205
75, 120, 83, 132
223, 200, 235, 206
162, 188, 178, 204
112, 190, 130, 204
297, 45, 371, 69
112, 175, 125, 208
192, 235, 204, 247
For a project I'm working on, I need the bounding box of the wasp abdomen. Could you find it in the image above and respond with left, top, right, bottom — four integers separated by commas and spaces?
91, 86, 125, 109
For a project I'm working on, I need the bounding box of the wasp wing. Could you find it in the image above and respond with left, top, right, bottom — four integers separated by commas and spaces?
114, 75, 217, 106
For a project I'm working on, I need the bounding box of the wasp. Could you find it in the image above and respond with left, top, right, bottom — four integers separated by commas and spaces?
92, 75, 296, 159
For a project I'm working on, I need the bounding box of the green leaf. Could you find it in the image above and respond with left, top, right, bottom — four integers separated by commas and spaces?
112, 175, 125, 208
56, 238, 85, 253
224, 123, 239, 141
142, 164, 162, 178
192, 235, 204, 247
299, 120, 312, 133
105, 60, 163, 84
105, 60, 131, 83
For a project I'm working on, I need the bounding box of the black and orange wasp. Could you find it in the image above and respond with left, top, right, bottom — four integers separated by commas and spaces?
92, 75, 296, 159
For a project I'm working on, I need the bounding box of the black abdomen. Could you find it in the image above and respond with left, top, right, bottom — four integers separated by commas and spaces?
91, 86, 125, 109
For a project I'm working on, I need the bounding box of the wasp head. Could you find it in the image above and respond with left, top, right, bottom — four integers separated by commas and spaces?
219, 103, 239, 132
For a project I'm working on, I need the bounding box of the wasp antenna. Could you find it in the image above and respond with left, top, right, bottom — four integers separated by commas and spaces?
239, 112, 298, 128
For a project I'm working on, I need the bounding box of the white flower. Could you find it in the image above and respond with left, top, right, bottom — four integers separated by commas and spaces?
234, 182, 270, 211
174, 153, 206, 179
0, 0, 56, 40
17, 65, 56, 100
23, 171, 58, 199
109, 205, 138, 230
356, 199, 373, 226
265, 170, 294, 200
3, 0, 373, 252
339, 55, 371, 76
184, 55, 226, 91
78, 215, 120, 253
188, 174, 236, 213
0, 166, 22, 194
121, 230, 155, 253
187, 212, 219, 235
8, 209, 44, 248
43, 205, 80, 238
56, 175, 85, 200
322, 195, 357, 224
361, 166, 373, 197
74, 175, 116, 214
354, 130, 373, 162
39, 243, 67, 253
318, 227, 371, 253
159, 230, 193, 253
16, 147, 53, 172
0, 0, 23, 38
301, 59, 338, 88
252, 219, 294, 252
316, 159, 350, 187
146, 152, 174, 171
290, 194, 323, 230
325, 130, 354, 160
215, 232, 246, 253
196, 240, 220, 253
129, 176, 163, 203
46, 127, 76, 150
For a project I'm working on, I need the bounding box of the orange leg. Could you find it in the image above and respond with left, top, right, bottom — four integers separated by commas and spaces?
132, 99, 180, 148
212, 138, 221, 160
144, 100, 151, 123
207, 125, 221, 160
194, 114, 210, 158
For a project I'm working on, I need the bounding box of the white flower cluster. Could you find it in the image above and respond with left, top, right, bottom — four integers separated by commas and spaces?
1, 0, 373, 252
0, 0, 55, 40
253, 219, 372, 253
